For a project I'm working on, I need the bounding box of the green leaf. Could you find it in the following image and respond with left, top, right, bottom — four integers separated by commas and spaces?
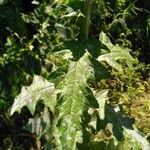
11, 75, 58, 115
88, 90, 109, 131
54, 0, 70, 4
98, 48, 134, 73
95, 90, 109, 120
98, 32, 135, 73
118, 128, 150, 150
89, 104, 150, 150
55, 23, 74, 40
99, 31, 114, 50
54, 49, 73, 61
62, 11, 77, 18
0, 0, 6, 5
57, 51, 93, 150
24, 107, 51, 139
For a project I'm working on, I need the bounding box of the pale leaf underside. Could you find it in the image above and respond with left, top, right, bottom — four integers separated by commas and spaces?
11, 75, 57, 115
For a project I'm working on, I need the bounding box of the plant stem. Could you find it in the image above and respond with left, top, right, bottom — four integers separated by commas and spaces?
83, 0, 92, 41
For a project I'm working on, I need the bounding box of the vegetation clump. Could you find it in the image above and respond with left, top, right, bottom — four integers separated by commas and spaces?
0, 0, 150, 149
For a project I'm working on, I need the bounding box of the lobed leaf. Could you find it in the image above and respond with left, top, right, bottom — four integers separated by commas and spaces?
56, 51, 94, 149
98, 32, 135, 73
88, 90, 109, 131
89, 103, 150, 150
11, 75, 58, 115
120, 128, 150, 150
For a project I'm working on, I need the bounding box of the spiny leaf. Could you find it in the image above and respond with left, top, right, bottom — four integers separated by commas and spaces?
120, 128, 150, 150
11, 75, 58, 115
89, 104, 150, 150
56, 51, 93, 150
99, 32, 135, 73
98, 48, 134, 73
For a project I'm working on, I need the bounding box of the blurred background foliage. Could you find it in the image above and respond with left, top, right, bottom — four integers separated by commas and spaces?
0, 0, 150, 149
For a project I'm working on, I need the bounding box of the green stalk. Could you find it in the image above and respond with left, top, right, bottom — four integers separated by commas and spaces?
82, 0, 92, 41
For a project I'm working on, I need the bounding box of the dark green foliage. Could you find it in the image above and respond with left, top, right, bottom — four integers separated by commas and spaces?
0, 0, 150, 149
